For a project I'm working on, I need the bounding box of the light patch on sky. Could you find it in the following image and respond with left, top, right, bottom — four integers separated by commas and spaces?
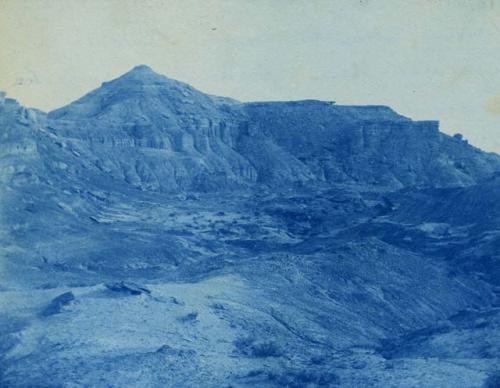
0, 0, 499, 152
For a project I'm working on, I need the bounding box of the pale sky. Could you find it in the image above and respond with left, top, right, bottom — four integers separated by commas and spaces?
1, 0, 499, 152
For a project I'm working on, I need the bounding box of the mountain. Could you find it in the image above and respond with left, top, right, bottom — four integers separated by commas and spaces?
1, 67, 500, 387
48, 65, 256, 191
46, 65, 500, 191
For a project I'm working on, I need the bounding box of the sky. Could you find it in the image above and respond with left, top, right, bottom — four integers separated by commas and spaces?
1, 0, 499, 153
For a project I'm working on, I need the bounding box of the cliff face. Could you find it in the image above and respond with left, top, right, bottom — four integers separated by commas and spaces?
43, 65, 500, 192
239, 101, 499, 188
48, 65, 257, 191
0, 97, 44, 170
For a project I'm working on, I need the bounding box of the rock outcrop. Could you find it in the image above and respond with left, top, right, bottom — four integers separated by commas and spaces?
1, 66, 500, 387
43, 65, 500, 192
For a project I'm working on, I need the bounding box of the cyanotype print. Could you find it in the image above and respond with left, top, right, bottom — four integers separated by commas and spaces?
1, 1, 499, 387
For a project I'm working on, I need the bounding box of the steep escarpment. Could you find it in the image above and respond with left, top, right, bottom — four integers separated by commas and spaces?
46, 66, 500, 192
239, 100, 500, 188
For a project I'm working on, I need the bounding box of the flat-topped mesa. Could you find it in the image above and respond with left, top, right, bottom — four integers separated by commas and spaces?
245, 99, 336, 107
238, 98, 498, 188
243, 101, 412, 125
333, 105, 411, 122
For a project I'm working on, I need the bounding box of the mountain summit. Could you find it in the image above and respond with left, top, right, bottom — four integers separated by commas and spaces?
49, 65, 224, 119
128, 63, 158, 74
108, 64, 194, 89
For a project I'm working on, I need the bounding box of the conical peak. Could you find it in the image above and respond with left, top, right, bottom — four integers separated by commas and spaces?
109, 65, 194, 92
133, 64, 152, 71
130, 64, 155, 74
118, 64, 166, 83
49, 65, 217, 119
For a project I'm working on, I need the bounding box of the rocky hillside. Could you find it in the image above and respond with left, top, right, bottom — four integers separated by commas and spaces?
46, 65, 500, 192
1, 67, 500, 387
240, 101, 499, 188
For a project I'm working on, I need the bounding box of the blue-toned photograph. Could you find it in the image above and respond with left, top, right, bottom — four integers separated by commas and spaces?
1, 1, 499, 387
